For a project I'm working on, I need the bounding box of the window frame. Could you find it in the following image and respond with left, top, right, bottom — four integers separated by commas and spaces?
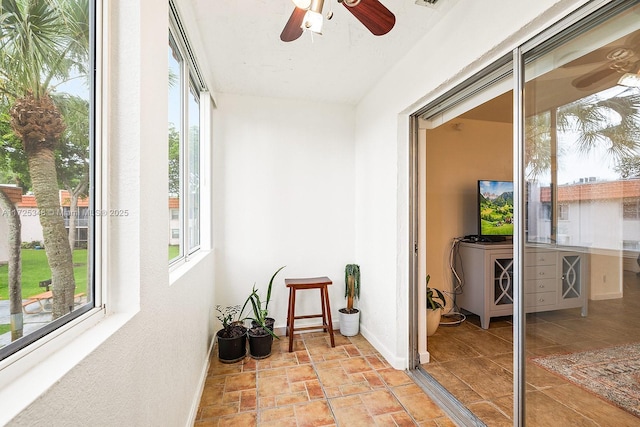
168, 3, 205, 268
0, 0, 100, 363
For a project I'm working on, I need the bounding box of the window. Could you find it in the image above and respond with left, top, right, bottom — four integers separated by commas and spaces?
0, 0, 96, 360
623, 199, 640, 219
168, 3, 204, 265
558, 203, 569, 221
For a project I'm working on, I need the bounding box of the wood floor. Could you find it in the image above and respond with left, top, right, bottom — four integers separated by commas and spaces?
422, 270, 640, 426
195, 331, 455, 426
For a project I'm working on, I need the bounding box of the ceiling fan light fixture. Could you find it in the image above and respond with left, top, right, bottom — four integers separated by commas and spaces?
302, 9, 323, 33
618, 71, 640, 88
291, 0, 312, 9
301, 0, 324, 34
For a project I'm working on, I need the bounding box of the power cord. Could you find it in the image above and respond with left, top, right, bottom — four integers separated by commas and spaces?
440, 237, 467, 326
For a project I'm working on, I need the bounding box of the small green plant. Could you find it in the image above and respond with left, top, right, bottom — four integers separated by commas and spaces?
239, 266, 286, 338
215, 304, 242, 329
344, 264, 360, 313
215, 305, 247, 339
243, 286, 279, 339
426, 275, 446, 310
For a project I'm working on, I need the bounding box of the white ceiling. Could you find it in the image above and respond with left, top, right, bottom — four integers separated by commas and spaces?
186, 0, 457, 105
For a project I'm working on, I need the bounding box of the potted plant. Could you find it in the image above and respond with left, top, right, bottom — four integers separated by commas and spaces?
244, 287, 280, 359
339, 264, 360, 336
215, 305, 247, 363
426, 275, 446, 336
250, 265, 285, 331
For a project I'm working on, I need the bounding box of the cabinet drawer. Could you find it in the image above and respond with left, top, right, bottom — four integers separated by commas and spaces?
525, 265, 556, 280
526, 291, 557, 308
524, 278, 555, 294
525, 251, 555, 265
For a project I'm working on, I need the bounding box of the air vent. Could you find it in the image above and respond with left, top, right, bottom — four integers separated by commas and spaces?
415, 0, 439, 6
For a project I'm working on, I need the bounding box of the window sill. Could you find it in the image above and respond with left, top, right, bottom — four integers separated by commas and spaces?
0, 308, 137, 424
169, 249, 210, 285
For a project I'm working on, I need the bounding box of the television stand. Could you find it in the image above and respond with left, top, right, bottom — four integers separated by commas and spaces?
483, 235, 507, 242
456, 242, 588, 329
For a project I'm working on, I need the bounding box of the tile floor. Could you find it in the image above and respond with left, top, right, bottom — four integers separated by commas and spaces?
422, 270, 640, 426
195, 331, 455, 426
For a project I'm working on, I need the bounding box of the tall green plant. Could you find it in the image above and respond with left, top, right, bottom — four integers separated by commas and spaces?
264, 265, 285, 316
243, 286, 279, 339
344, 264, 360, 313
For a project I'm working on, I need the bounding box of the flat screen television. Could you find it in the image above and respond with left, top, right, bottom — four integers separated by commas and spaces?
478, 180, 514, 241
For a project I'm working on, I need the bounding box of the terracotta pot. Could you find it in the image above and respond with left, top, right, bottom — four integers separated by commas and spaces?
426, 308, 442, 336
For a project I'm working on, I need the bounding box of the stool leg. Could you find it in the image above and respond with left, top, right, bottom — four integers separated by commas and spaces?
323, 285, 335, 347
288, 288, 296, 352
286, 287, 292, 337
320, 288, 327, 333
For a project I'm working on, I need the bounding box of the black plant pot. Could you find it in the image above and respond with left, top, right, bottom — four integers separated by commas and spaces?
247, 329, 274, 359
216, 328, 247, 363
251, 317, 275, 330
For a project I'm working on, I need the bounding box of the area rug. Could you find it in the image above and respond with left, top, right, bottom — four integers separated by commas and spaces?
531, 343, 640, 417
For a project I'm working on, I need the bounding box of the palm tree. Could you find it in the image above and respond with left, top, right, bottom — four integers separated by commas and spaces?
0, 0, 89, 319
526, 89, 640, 180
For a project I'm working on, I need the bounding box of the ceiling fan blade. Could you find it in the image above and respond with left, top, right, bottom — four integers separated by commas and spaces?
342, 0, 395, 36
571, 66, 617, 90
280, 7, 306, 42
561, 47, 616, 69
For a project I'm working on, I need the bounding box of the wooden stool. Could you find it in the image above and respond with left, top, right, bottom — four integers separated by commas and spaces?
285, 276, 335, 352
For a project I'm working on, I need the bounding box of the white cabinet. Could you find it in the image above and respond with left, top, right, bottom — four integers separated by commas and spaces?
456, 242, 514, 329
457, 242, 588, 329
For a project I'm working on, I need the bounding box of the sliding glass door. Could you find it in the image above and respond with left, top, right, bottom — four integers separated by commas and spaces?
522, 2, 640, 424
412, 1, 640, 425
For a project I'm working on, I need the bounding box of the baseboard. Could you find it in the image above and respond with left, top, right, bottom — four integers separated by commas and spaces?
590, 292, 623, 301
185, 337, 215, 427
359, 323, 407, 370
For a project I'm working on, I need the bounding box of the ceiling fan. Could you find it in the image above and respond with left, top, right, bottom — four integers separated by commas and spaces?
566, 31, 640, 90
280, 0, 396, 42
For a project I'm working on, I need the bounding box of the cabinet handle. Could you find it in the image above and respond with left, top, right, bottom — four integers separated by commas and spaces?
539, 284, 545, 288
538, 298, 545, 302
538, 272, 545, 276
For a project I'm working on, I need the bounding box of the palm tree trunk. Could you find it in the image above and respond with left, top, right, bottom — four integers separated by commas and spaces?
0, 190, 23, 340
28, 148, 76, 319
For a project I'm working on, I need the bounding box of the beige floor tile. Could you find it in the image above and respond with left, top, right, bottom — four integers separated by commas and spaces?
216, 411, 258, 427
377, 368, 413, 387
225, 372, 256, 392
359, 389, 405, 416
197, 333, 456, 426
293, 400, 335, 427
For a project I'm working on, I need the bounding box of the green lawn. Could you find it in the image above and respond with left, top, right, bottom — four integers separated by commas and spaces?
0, 249, 88, 300
169, 245, 180, 260
0, 324, 10, 335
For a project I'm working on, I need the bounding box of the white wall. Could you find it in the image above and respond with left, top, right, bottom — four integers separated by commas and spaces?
212, 93, 355, 330
17, 209, 44, 244
353, 0, 590, 368
2, 1, 216, 425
